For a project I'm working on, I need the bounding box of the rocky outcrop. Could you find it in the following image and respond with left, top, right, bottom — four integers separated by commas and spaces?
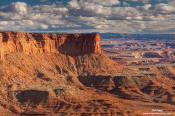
0, 31, 128, 115
142, 52, 162, 58
0, 31, 102, 59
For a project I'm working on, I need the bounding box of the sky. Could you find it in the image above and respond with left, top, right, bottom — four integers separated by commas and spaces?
0, 0, 174, 33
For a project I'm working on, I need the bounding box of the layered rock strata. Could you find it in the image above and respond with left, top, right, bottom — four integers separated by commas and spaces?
0, 31, 102, 60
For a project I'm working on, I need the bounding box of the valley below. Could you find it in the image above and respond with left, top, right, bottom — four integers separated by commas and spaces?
0, 31, 175, 116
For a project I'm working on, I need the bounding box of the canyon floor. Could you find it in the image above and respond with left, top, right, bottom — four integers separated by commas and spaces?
0, 32, 175, 116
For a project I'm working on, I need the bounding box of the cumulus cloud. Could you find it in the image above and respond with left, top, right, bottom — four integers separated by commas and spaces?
68, 0, 120, 9
127, 0, 167, 3
154, 3, 175, 14
87, 0, 120, 6
68, 0, 80, 9
0, 0, 174, 33
0, 2, 77, 31
11, 2, 28, 15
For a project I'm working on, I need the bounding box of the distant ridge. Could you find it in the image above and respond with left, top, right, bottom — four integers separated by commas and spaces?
101, 33, 175, 40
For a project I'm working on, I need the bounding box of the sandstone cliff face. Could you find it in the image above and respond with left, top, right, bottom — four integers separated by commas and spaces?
0, 31, 127, 115
0, 31, 121, 76
0, 31, 102, 59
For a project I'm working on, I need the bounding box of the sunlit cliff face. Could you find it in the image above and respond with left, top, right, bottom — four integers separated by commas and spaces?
0, 32, 102, 60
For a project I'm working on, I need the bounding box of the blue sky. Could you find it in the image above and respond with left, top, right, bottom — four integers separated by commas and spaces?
0, 0, 174, 33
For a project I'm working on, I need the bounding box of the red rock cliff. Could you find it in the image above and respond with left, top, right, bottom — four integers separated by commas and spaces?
0, 31, 102, 59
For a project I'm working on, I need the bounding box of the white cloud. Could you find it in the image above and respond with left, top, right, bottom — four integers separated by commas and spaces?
87, 0, 120, 6
0, 2, 76, 31
0, 1, 175, 33
154, 3, 175, 14
11, 2, 28, 15
0, 21, 9, 25
68, 0, 80, 9
141, 4, 152, 10
40, 24, 49, 29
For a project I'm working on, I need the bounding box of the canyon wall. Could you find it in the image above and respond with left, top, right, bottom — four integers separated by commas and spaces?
0, 31, 102, 59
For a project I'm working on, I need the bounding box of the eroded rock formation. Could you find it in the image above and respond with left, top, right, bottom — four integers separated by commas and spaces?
0, 31, 175, 115
0, 31, 102, 60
